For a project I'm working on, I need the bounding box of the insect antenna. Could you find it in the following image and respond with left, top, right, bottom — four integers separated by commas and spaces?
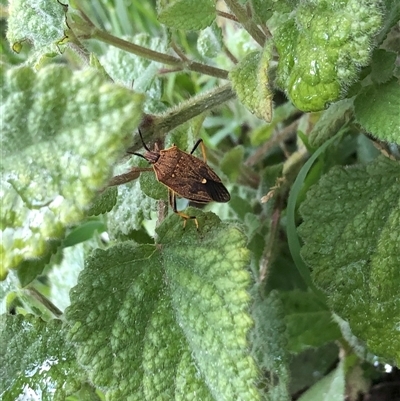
138, 129, 152, 152
126, 130, 152, 160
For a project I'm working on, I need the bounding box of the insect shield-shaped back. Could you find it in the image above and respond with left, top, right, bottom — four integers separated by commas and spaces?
131, 131, 230, 228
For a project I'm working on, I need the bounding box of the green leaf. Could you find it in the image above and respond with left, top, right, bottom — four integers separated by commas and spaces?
229, 47, 273, 122
63, 220, 106, 247
107, 181, 158, 238
7, 0, 66, 56
297, 359, 345, 401
289, 343, 340, 395
220, 145, 244, 182
251, 0, 296, 23
354, 79, 400, 143
87, 187, 118, 216
48, 243, 86, 312
308, 99, 354, 148
100, 33, 166, 113
0, 65, 144, 278
66, 211, 261, 400
370, 49, 396, 84
250, 102, 298, 146
281, 290, 341, 354
158, 0, 216, 31
139, 166, 169, 201
299, 156, 400, 364
0, 314, 85, 400
275, 0, 383, 111
251, 290, 290, 400
197, 23, 223, 59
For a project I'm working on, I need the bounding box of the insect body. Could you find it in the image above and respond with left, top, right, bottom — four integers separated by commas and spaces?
131, 131, 230, 228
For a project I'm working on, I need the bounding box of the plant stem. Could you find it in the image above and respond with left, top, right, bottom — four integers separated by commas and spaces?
155, 84, 235, 132
223, 0, 266, 47
26, 287, 63, 317
128, 83, 236, 152
92, 28, 229, 79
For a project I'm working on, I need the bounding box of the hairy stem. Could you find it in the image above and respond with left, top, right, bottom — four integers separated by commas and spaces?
128, 83, 236, 152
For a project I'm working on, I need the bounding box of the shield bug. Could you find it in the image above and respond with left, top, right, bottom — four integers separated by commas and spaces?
130, 130, 230, 228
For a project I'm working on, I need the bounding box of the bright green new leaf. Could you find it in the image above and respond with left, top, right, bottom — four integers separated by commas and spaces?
0, 65, 144, 278
354, 79, 400, 144
158, 0, 216, 31
7, 0, 66, 56
229, 47, 273, 122
281, 290, 341, 354
299, 156, 400, 364
0, 314, 85, 400
275, 0, 383, 111
66, 211, 261, 401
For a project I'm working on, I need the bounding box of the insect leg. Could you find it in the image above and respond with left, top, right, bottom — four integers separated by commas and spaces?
190, 139, 207, 163
168, 189, 199, 229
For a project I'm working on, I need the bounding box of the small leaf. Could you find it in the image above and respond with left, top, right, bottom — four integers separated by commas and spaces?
370, 49, 396, 84
7, 0, 66, 56
158, 0, 216, 31
66, 211, 261, 400
220, 145, 244, 182
281, 290, 341, 353
63, 220, 106, 248
0, 65, 144, 277
299, 156, 400, 364
100, 33, 166, 113
251, 0, 296, 23
229, 46, 273, 122
197, 23, 223, 59
139, 166, 169, 201
0, 314, 85, 400
107, 180, 158, 238
87, 187, 118, 216
275, 0, 383, 111
354, 79, 400, 143
308, 99, 354, 148
297, 359, 345, 401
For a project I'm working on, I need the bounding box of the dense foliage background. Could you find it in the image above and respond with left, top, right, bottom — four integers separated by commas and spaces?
1, 0, 399, 400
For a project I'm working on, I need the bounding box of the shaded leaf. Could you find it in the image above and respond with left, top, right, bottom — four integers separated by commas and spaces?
281, 290, 341, 354
370, 49, 396, 84
297, 359, 345, 401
